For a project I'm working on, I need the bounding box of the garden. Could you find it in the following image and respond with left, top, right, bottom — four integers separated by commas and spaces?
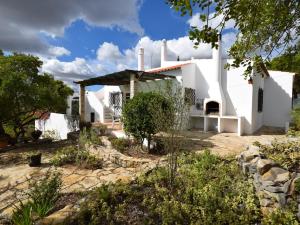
1, 90, 299, 225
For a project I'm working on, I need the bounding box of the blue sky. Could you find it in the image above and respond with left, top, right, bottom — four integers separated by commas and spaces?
0, 0, 236, 91
47, 0, 190, 63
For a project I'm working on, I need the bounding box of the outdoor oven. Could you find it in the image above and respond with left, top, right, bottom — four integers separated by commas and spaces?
205, 101, 220, 115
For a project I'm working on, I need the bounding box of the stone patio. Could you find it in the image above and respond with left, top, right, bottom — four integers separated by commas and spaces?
0, 129, 287, 223
0, 138, 165, 221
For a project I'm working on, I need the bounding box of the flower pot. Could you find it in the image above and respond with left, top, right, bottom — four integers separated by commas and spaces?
248, 78, 253, 84
28, 153, 42, 167
0, 137, 8, 148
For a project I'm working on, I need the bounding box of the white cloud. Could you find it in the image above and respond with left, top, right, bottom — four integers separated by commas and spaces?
188, 13, 236, 31
42, 34, 237, 91
0, 0, 143, 55
48, 46, 71, 57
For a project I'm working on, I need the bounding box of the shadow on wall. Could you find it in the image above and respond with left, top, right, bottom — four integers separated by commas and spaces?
195, 66, 209, 99
263, 74, 292, 128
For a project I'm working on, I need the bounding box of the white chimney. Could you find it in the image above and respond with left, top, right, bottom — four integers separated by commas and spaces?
212, 34, 222, 83
161, 39, 167, 65
204, 34, 226, 116
138, 48, 144, 71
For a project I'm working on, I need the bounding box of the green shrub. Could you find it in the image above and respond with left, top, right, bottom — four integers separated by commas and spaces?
79, 127, 103, 147
51, 146, 103, 169
122, 92, 173, 151
110, 137, 131, 153
28, 171, 62, 217
93, 124, 107, 136
262, 207, 299, 225
294, 178, 300, 194
73, 151, 261, 225
11, 171, 62, 224
11, 201, 33, 225
291, 107, 300, 131
258, 140, 300, 171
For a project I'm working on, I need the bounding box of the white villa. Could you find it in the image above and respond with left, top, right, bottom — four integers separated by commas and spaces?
39, 36, 294, 138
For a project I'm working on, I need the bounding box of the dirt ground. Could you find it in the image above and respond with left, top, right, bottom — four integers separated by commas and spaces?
182, 127, 287, 157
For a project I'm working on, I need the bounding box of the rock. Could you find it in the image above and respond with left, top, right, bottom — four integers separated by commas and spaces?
241, 147, 260, 162
263, 185, 285, 193
257, 159, 276, 175
260, 198, 273, 207
288, 177, 300, 196
261, 167, 290, 184
263, 191, 286, 206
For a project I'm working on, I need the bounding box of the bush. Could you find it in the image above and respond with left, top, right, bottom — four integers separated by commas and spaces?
79, 127, 103, 147
150, 136, 168, 155
294, 179, 300, 195
11, 171, 62, 224
109, 137, 131, 153
11, 201, 33, 225
122, 92, 173, 151
93, 124, 107, 136
51, 146, 103, 169
258, 140, 300, 171
73, 151, 262, 225
30, 130, 42, 141
28, 171, 62, 217
262, 207, 299, 225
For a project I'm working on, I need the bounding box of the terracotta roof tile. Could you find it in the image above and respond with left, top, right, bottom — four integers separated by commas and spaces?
146, 63, 191, 73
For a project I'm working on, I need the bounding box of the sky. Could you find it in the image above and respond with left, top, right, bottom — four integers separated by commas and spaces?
0, 0, 237, 92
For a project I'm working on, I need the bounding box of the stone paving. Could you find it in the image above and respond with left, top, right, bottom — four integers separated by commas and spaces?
0, 137, 165, 222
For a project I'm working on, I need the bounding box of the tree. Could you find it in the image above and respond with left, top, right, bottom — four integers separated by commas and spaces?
122, 92, 173, 151
0, 53, 73, 140
167, 0, 300, 77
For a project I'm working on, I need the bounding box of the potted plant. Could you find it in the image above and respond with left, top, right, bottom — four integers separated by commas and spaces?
248, 77, 253, 84
31, 129, 42, 141
27, 151, 42, 167
0, 136, 9, 148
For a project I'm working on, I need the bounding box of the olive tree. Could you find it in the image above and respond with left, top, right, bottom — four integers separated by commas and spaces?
122, 92, 173, 152
0, 53, 73, 140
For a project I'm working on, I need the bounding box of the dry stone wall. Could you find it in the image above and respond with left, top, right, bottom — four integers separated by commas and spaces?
237, 145, 300, 218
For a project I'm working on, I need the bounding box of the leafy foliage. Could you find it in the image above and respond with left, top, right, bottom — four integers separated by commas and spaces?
73, 151, 261, 225
167, 0, 300, 78
122, 92, 173, 151
108, 136, 132, 153
262, 206, 299, 225
291, 107, 300, 131
51, 146, 103, 169
28, 171, 62, 217
258, 140, 300, 171
0, 53, 73, 139
11, 201, 33, 225
11, 171, 62, 224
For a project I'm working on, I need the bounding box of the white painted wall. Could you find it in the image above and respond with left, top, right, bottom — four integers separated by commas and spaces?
85, 91, 105, 123
221, 59, 254, 134
263, 71, 294, 128
35, 113, 79, 140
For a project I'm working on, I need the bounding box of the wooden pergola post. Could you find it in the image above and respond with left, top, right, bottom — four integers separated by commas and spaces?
79, 84, 85, 122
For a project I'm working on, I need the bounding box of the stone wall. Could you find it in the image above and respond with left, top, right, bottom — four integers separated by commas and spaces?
237, 145, 300, 218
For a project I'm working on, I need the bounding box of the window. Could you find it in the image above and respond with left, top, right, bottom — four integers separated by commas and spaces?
258, 88, 263, 112
90, 112, 95, 123
184, 88, 196, 105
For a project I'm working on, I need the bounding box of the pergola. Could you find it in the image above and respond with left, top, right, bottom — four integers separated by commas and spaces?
74, 69, 175, 122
